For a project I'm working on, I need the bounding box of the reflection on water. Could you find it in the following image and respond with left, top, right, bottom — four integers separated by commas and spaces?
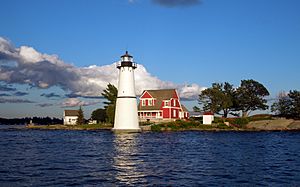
113, 133, 146, 185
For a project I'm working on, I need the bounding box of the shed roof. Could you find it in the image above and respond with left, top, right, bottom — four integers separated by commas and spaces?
64, 110, 79, 116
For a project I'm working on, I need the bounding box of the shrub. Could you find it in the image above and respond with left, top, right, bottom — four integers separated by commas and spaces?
225, 117, 250, 128
217, 123, 233, 129
214, 117, 224, 123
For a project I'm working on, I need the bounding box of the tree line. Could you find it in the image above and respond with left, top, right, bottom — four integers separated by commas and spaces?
197, 79, 300, 119
271, 90, 300, 119
197, 79, 269, 117
90, 80, 300, 123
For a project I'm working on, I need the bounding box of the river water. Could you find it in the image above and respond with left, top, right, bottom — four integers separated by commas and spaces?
0, 125, 299, 186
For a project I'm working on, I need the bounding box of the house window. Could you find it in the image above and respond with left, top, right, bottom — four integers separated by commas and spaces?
173, 110, 176, 117
148, 99, 153, 106
142, 100, 145, 106
173, 99, 176, 106
165, 101, 169, 106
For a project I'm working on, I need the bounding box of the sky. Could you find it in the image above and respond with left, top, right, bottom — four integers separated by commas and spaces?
0, 0, 300, 118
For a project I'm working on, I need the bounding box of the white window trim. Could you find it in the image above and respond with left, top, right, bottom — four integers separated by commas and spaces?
148, 99, 153, 106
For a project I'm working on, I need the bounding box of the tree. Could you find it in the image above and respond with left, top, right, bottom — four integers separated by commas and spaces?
102, 83, 118, 123
91, 108, 107, 123
272, 90, 300, 119
198, 82, 235, 118
289, 90, 300, 119
235, 79, 269, 117
193, 106, 200, 112
77, 106, 84, 125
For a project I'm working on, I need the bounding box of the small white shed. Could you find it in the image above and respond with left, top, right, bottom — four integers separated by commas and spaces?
63, 110, 79, 125
203, 112, 214, 125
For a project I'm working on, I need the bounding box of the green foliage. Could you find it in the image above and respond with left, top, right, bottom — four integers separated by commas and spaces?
235, 79, 270, 117
199, 82, 235, 118
106, 104, 115, 124
225, 117, 249, 126
151, 120, 201, 131
102, 83, 118, 124
217, 123, 233, 129
76, 106, 84, 125
272, 90, 300, 119
91, 108, 107, 123
197, 79, 270, 118
214, 117, 225, 123
193, 106, 200, 112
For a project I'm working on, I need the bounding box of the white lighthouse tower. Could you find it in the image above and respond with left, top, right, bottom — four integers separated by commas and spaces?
113, 51, 141, 132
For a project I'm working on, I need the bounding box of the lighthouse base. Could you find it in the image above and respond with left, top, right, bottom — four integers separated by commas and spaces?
113, 98, 141, 132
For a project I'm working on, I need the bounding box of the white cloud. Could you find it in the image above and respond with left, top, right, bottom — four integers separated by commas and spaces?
61, 98, 100, 107
0, 37, 204, 100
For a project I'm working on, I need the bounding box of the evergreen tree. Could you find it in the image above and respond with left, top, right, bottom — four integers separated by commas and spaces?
102, 83, 118, 123
77, 106, 84, 125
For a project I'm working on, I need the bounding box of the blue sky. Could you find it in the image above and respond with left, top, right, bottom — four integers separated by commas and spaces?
0, 0, 300, 118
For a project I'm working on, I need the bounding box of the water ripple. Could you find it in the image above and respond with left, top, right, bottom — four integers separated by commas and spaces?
0, 127, 299, 186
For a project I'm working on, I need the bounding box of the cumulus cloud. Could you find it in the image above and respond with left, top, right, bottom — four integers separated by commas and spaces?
0, 37, 204, 100
41, 92, 61, 98
152, 0, 201, 7
0, 97, 34, 103
61, 98, 100, 108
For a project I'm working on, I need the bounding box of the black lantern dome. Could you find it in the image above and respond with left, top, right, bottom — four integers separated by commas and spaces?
117, 51, 137, 69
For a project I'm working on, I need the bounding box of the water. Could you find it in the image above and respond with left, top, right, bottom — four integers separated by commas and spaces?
0, 126, 299, 186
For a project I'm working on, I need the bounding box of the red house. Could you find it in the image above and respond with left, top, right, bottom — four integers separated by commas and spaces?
138, 89, 189, 121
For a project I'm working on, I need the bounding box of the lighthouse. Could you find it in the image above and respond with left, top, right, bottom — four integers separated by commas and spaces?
113, 51, 141, 132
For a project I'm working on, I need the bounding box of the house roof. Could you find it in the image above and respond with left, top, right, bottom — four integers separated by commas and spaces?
181, 105, 189, 112
64, 110, 79, 116
138, 89, 177, 110
203, 112, 214, 115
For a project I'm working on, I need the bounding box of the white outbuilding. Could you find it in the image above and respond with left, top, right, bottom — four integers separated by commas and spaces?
203, 112, 214, 125
63, 110, 79, 125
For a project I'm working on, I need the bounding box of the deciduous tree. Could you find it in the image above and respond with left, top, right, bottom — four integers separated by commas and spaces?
91, 108, 107, 123
198, 82, 235, 118
235, 79, 269, 117
272, 90, 300, 119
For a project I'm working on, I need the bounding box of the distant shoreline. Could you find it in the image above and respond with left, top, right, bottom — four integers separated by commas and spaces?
25, 119, 300, 132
